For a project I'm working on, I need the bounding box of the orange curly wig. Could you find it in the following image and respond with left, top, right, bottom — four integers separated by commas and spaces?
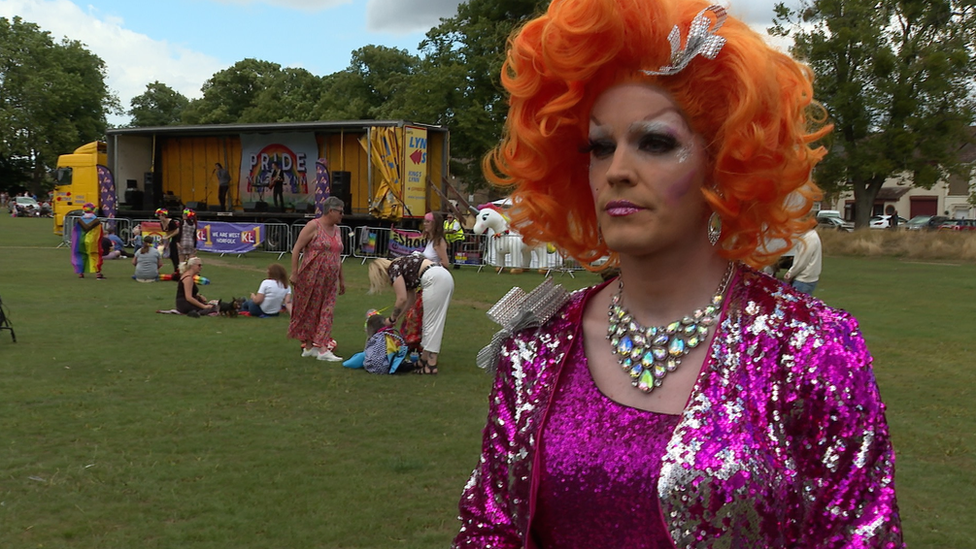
485, 0, 831, 268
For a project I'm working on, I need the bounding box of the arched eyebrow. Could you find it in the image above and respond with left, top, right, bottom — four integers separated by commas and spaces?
589, 106, 691, 135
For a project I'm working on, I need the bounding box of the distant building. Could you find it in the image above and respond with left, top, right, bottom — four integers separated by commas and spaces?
821, 132, 975, 221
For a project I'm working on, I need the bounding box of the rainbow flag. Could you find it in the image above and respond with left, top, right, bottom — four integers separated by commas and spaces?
158, 274, 210, 285
71, 216, 103, 274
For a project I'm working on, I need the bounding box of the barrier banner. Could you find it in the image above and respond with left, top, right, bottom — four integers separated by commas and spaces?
140, 221, 165, 239
455, 250, 481, 265
360, 230, 377, 255
197, 222, 264, 254
389, 228, 423, 257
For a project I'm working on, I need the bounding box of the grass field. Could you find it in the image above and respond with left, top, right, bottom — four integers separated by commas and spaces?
1, 214, 973, 548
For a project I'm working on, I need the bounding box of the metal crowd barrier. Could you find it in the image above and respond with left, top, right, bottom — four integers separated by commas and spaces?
262, 222, 292, 259
476, 232, 582, 277
59, 216, 587, 276
344, 226, 585, 276
57, 216, 587, 276
290, 222, 354, 261
351, 225, 394, 264
60, 215, 136, 250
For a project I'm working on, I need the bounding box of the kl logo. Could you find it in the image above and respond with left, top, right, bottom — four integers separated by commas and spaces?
242, 229, 258, 244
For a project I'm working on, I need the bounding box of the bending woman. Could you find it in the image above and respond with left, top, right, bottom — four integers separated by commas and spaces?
402, 211, 451, 351
453, 0, 902, 547
156, 208, 181, 276
368, 254, 453, 375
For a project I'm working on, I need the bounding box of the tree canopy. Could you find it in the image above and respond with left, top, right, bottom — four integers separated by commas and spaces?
0, 3, 555, 194
772, 0, 976, 226
413, 0, 551, 184
0, 16, 117, 191
129, 81, 190, 127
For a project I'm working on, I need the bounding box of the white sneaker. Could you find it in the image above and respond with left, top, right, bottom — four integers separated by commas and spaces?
301, 347, 320, 358
316, 349, 344, 362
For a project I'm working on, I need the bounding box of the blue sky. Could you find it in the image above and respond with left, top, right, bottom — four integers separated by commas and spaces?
0, 0, 790, 125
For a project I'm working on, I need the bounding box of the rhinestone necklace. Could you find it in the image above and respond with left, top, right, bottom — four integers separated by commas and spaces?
607, 262, 734, 394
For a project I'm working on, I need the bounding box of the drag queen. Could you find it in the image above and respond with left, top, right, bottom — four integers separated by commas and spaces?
454, 0, 903, 547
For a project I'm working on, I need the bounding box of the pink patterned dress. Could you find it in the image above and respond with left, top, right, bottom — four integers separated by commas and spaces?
288, 222, 342, 350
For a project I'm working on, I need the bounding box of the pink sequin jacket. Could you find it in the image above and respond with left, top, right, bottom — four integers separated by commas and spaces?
455, 267, 903, 548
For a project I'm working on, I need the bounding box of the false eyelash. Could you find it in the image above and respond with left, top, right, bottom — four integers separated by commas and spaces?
580, 139, 614, 156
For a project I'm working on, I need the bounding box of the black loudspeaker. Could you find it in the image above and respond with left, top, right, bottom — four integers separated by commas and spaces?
331, 171, 352, 214
185, 201, 206, 211
143, 172, 156, 210
243, 201, 268, 213
125, 189, 144, 208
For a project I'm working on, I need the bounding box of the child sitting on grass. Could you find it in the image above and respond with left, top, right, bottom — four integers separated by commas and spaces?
342, 310, 413, 374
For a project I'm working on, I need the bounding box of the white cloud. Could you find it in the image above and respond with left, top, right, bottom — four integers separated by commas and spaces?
0, 0, 222, 124
365, 0, 463, 34
726, 0, 785, 26
212, 0, 350, 10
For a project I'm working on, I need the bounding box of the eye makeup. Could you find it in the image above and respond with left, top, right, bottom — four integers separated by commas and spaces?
665, 170, 700, 204
629, 120, 694, 162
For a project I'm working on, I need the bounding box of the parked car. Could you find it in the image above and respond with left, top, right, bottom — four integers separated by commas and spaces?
869, 215, 909, 229
815, 209, 842, 221
936, 219, 976, 231
904, 215, 948, 231
11, 196, 40, 217
817, 216, 854, 232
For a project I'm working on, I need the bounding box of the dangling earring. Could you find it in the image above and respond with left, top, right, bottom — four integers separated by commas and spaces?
707, 212, 722, 246
597, 224, 604, 245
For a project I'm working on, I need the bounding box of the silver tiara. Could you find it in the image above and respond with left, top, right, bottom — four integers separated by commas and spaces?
643, 5, 728, 76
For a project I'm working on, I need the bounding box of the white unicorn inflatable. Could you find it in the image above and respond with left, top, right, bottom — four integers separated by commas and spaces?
472, 206, 546, 273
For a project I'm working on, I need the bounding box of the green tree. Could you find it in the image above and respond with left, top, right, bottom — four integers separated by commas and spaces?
183, 60, 327, 124
182, 58, 283, 124
313, 46, 419, 121
0, 16, 118, 190
128, 81, 190, 127
772, 0, 976, 227
414, 0, 551, 188
243, 67, 323, 123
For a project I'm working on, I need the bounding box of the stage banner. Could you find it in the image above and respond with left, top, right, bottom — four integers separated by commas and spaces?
402, 126, 428, 218
239, 132, 318, 208
197, 222, 264, 254
388, 228, 424, 257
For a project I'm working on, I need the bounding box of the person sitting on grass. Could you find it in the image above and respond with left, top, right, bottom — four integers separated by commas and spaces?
342, 310, 411, 375
176, 257, 217, 317
132, 236, 163, 282
242, 264, 291, 317
104, 227, 127, 258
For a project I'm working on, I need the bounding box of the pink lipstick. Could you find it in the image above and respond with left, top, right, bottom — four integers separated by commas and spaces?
605, 200, 643, 217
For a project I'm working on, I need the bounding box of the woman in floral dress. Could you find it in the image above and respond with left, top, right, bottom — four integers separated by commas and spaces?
288, 197, 346, 361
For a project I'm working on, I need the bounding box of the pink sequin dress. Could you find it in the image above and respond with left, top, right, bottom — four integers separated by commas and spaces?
454, 266, 903, 549
533, 336, 680, 548
288, 222, 342, 350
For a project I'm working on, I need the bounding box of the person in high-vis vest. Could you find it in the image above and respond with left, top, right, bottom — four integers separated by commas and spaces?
444, 212, 465, 269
